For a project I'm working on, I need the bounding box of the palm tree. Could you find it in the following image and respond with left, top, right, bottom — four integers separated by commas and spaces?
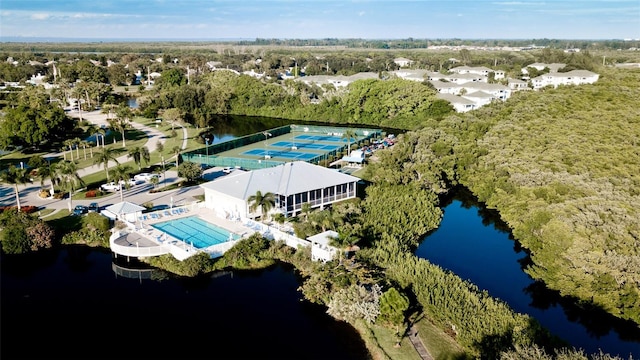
95, 127, 106, 148
341, 129, 358, 157
109, 164, 133, 202
247, 190, 276, 222
171, 146, 181, 168
300, 202, 313, 221
56, 160, 84, 212
140, 146, 151, 168
112, 104, 132, 147
79, 140, 91, 160
63, 139, 75, 160
149, 175, 159, 189
0, 165, 31, 211
128, 146, 144, 170
329, 230, 360, 266
93, 147, 125, 181
36, 160, 58, 196
310, 209, 335, 232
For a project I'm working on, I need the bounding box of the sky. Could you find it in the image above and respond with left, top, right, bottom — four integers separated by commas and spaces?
1, 0, 639, 41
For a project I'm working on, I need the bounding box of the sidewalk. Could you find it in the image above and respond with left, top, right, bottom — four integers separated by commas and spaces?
1, 110, 198, 214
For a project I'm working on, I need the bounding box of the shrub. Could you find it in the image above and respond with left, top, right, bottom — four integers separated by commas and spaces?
85, 190, 97, 198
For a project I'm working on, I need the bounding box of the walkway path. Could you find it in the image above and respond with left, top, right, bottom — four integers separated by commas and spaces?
0, 110, 196, 215
407, 325, 434, 360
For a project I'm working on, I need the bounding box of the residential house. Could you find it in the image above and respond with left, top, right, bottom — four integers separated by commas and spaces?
531, 70, 599, 90
450, 65, 494, 76
391, 69, 430, 82
393, 57, 414, 68
436, 93, 477, 113
428, 80, 462, 95
442, 72, 487, 85
507, 77, 529, 91
200, 161, 360, 219
522, 63, 566, 74
460, 82, 511, 101
462, 91, 495, 107
296, 72, 378, 88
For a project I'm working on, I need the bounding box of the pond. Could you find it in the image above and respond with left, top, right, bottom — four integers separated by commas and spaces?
1, 248, 369, 360
415, 190, 640, 358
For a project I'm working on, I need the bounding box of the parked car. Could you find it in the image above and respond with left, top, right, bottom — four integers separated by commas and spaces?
222, 167, 233, 174
87, 202, 99, 213
100, 182, 121, 192
134, 173, 160, 182
119, 178, 139, 187
72, 205, 88, 216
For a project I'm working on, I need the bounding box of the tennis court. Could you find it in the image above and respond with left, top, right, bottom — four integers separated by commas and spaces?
271, 141, 342, 151
182, 124, 383, 169
243, 148, 319, 160
295, 134, 347, 142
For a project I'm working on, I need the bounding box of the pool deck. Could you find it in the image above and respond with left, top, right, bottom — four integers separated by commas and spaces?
111, 204, 257, 260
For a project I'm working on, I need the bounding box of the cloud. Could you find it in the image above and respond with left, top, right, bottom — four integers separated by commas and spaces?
31, 13, 50, 20
358, 11, 365, 16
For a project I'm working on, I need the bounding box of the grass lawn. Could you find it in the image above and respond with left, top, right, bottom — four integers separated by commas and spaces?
414, 316, 470, 360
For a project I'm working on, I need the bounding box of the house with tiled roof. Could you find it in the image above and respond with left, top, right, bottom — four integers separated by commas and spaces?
200, 161, 360, 219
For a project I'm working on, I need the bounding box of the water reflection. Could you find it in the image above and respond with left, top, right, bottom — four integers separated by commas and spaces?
417, 188, 640, 357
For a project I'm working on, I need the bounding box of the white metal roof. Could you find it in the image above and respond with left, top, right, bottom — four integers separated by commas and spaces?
104, 201, 146, 215
200, 161, 359, 200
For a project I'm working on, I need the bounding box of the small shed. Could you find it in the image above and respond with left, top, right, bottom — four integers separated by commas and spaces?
102, 201, 146, 223
308, 230, 339, 262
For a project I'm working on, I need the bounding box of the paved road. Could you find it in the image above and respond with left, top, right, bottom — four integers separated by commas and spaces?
0, 109, 202, 216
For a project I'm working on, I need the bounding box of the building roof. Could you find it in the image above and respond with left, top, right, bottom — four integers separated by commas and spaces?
200, 161, 360, 200
307, 230, 339, 246
104, 201, 146, 215
436, 93, 476, 105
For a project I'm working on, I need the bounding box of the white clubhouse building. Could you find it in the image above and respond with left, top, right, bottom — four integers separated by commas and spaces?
200, 161, 360, 219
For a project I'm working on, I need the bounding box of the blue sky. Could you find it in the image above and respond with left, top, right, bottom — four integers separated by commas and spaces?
1, 0, 638, 40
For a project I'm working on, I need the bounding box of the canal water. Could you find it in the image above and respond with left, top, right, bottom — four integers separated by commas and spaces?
1, 248, 370, 359
415, 190, 640, 358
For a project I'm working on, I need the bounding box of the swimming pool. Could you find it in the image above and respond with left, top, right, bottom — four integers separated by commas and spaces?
151, 216, 240, 249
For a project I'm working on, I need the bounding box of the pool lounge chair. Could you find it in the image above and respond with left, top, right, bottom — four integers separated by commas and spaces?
150, 213, 161, 220
164, 210, 172, 217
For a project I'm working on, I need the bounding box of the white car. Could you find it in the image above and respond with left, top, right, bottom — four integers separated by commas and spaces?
119, 178, 140, 188
100, 182, 121, 192
134, 173, 160, 182
222, 167, 233, 174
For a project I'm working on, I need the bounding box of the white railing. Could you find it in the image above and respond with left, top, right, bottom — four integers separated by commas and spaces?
109, 234, 170, 258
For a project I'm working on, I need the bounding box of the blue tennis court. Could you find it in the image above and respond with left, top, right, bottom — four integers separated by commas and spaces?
295, 134, 348, 142
271, 141, 342, 151
243, 148, 319, 160
151, 216, 240, 249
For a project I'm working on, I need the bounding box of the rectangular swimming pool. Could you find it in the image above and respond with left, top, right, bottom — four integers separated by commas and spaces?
151, 216, 240, 249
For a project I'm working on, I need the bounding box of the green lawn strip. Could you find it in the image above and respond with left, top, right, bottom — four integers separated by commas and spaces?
415, 316, 470, 360
364, 323, 422, 360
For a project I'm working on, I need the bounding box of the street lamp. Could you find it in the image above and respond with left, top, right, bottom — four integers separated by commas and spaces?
263, 131, 272, 159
